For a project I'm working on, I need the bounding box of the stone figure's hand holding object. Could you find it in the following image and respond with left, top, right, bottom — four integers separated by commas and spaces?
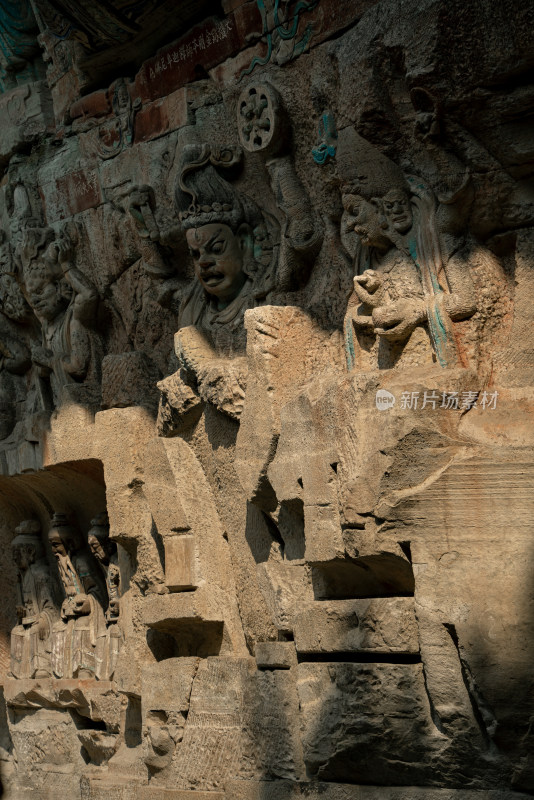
127, 184, 160, 241
31, 344, 54, 374
42, 231, 74, 273
123, 183, 174, 287
74, 594, 91, 615
107, 599, 120, 622
353, 270, 385, 308
351, 270, 387, 332
56, 234, 75, 272
37, 613, 49, 640
61, 593, 91, 619
372, 298, 426, 342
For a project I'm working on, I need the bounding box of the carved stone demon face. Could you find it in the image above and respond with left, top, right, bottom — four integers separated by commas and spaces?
25, 271, 68, 322
186, 223, 251, 305
382, 189, 413, 234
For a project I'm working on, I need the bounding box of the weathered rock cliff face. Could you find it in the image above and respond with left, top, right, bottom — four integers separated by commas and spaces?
0, 0, 533, 797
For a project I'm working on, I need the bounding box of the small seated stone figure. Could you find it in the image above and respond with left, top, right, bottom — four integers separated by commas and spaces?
18, 225, 100, 407
48, 513, 107, 680
10, 520, 56, 679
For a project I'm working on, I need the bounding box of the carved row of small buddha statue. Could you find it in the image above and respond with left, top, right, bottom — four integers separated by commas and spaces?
10, 512, 121, 681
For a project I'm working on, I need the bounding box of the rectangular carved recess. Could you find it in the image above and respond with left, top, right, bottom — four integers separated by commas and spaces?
0, 459, 124, 687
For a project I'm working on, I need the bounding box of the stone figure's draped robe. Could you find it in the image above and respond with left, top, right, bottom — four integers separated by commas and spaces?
51, 552, 108, 679
10, 560, 55, 679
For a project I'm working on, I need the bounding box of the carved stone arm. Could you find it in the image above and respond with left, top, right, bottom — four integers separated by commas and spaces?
62, 266, 99, 325
138, 238, 174, 279
267, 155, 321, 249
441, 248, 477, 321
120, 185, 186, 307
266, 155, 322, 290
59, 318, 91, 380
176, 325, 247, 420
371, 298, 428, 342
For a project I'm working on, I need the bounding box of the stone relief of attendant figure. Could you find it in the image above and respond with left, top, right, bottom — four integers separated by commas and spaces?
48, 513, 107, 680
0, 230, 33, 325
0, 230, 33, 439
339, 128, 477, 372
0, 313, 32, 440
9, 520, 57, 680
17, 225, 101, 407
87, 512, 122, 680
95, 77, 140, 160
0, 0, 44, 91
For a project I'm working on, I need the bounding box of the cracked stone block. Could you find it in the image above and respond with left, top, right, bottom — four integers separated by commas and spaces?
293, 598, 419, 654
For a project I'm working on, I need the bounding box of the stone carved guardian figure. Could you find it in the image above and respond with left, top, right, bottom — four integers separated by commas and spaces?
0, 317, 31, 440
0, 230, 32, 325
127, 146, 270, 420
48, 513, 107, 680
10, 520, 56, 679
176, 146, 272, 344
127, 85, 321, 423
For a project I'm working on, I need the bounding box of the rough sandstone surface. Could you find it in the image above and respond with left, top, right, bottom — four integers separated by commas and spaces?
0, 0, 532, 798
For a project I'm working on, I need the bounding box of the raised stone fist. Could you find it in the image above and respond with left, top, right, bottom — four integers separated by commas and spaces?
126, 184, 160, 241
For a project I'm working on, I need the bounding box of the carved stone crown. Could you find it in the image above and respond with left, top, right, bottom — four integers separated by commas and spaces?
175, 143, 245, 230
179, 201, 236, 223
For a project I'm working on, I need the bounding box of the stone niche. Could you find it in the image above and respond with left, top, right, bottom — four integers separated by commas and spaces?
0, 0, 533, 799
0, 456, 120, 794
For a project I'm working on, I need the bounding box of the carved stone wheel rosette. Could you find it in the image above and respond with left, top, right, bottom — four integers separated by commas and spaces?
237, 82, 289, 156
